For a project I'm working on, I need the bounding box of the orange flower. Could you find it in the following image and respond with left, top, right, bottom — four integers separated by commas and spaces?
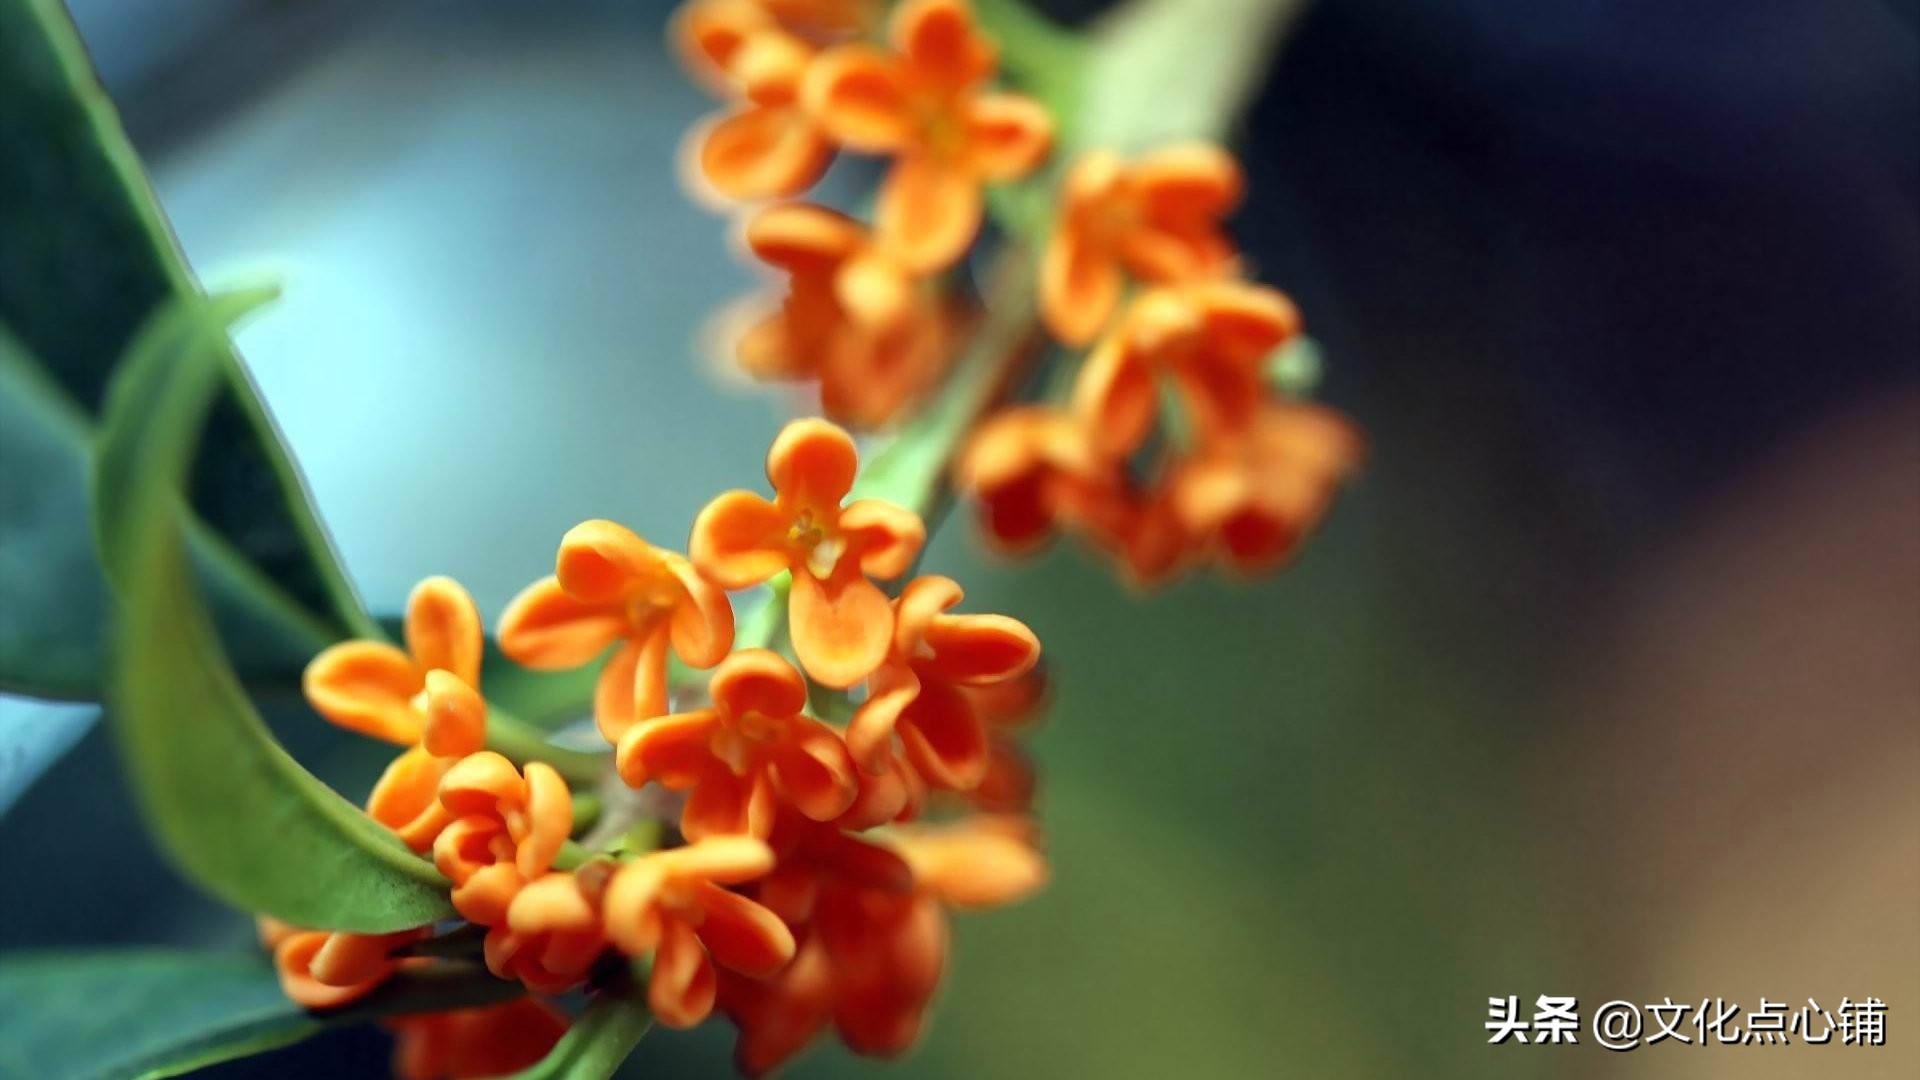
272, 927, 425, 1010
484, 869, 609, 994
717, 932, 837, 1076
955, 406, 1089, 553
804, 0, 1052, 271
736, 203, 959, 428
616, 649, 858, 840
387, 998, 570, 1080
677, 0, 834, 200
960, 665, 1048, 813
433, 752, 574, 926
304, 577, 489, 850
1042, 144, 1244, 345
1075, 280, 1302, 458
602, 836, 794, 1028
499, 520, 733, 744
847, 575, 1039, 790
1168, 399, 1365, 573
886, 814, 1048, 910
690, 418, 924, 686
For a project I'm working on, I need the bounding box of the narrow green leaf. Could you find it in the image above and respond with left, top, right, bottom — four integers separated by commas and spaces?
505, 990, 653, 1080
0, 0, 380, 700
0, 948, 522, 1080
1077, 0, 1313, 151
1, 323, 343, 702
95, 290, 453, 931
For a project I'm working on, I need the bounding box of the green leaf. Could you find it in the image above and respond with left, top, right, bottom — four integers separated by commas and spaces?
1, 322, 345, 703
0, 0, 378, 698
0, 949, 522, 1080
95, 289, 453, 932
505, 989, 653, 1080
1076, 0, 1313, 151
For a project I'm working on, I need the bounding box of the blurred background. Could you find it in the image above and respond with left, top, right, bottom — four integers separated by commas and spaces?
2, 0, 1915, 1076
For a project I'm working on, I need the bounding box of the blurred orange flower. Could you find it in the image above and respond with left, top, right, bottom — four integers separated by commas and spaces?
737, 203, 960, 428
805, 0, 1052, 271
677, 0, 835, 200
691, 418, 924, 686
1168, 399, 1366, 573
272, 927, 425, 1010
387, 998, 570, 1080
1043, 144, 1244, 345
616, 649, 857, 840
499, 519, 734, 744
1075, 279, 1302, 458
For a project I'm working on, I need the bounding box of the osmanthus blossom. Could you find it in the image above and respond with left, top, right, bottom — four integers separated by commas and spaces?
302, 577, 490, 850
1074, 278, 1304, 459
485, 869, 611, 995
384, 998, 571, 1080
432, 751, 574, 926
498, 519, 734, 743
616, 648, 859, 840
691, 418, 925, 687
847, 574, 1041, 791
1167, 398, 1366, 573
602, 835, 797, 1027
261, 916, 426, 1010
736, 202, 961, 428
676, 0, 837, 201
1042, 143, 1245, 345
804, 0, 1053, 271
716, 815, 1047, 1073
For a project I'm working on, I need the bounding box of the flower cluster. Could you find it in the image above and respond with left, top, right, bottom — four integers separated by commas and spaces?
961, 146, 1366, 586
679, 0, 1052, 427
274, 417, 1048, 1076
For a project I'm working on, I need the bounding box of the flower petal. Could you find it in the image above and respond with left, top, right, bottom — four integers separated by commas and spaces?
962, 93, 1052, 181
275, 932, 383, 1009
603, 860, 668, 956
691, 490, 792, 590
891, 816, 1049, 909
698, 104, 834, 200
592, 637, 647, 745
695, 882, 796, 976
768, 717, 859, 822
657, 834, 779, 884
896, 679, 989, 790
920, 613, 1039, 685
368, 746, 455, 851
662, 553, 735, 666
744, 202, 867, 272
846, 662, 918, 774
802, 45, 912, 151
497, 576, 626, 669
420, 669, 487, 757
682, 767, 771, 841
788, 571, 893, 688
615, 709, 723, 790
710, 647, 810, 720
438, 751, 526, 818
515, 762, 572, 879
1041, 220, 1123, 346
766, 416, 859, 510
649, 919, 719, 1029
451, 861, 525, 926
1072, 333, 1158, 457
838, 499, 925, 580
1133, 141, 1244, 222
405, 576, 483, 688
875, 156, 981, 273
303, 640, 423, 746
892, 0, 994, 91
556, 519, 669, 604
